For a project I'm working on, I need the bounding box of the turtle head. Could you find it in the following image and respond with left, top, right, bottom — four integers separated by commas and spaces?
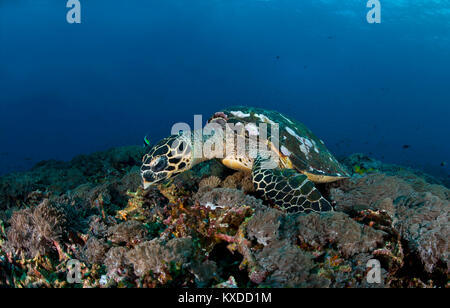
140, 134, 192, 189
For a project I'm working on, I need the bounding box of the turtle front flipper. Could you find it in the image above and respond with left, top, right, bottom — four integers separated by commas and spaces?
252, 156, 333, 213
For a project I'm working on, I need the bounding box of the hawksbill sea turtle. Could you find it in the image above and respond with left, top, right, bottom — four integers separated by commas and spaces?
140, 106, 349, 213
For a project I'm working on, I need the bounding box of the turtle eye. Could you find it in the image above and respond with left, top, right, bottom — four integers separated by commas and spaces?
152, 157, 167, 172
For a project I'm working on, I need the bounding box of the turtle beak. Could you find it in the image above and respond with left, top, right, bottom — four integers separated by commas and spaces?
142, 170, 156, 190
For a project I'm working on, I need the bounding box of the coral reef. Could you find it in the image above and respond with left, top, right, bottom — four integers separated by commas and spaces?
0, 147, 448, 288
81, 237, 109, 264
4, 199, 67, 259
0, 146, 144, 210
198, 176, 222, 189
221, 171, 255, 193
296, 212, 386, 257
127, 238, 193, 277
107, 221, 148, 245
330, 173, 449, 279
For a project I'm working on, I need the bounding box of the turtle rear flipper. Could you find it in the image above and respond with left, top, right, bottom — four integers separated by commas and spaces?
252, 156, 333, 213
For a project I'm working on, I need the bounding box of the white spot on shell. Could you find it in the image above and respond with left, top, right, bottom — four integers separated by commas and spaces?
230, 111, 250, 118
255, 113, 276, 125
285, 127, 301, 139
304, 138, 313, 148
245, 123, 259, 136
299, 143, 309, 156
285, 127, 315, 157
281, 114, 294, 124
280, 145, 291, 157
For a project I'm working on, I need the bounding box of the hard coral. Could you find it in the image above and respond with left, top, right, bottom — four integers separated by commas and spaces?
126, 237, 194, 278
195, 187, 264, 210
246, 208, 284, 246
81, 237, 109, 264
255, 240, 328, 288
331, 172, 449, 276
104, 246, 133, 282
88, 215, 115, 238
190, 260, 218, 287
394, 192, 449, 273
330, 174, 412, 213
0, 146, 448, 288
0, 173, 34, 209
159, 197, 254, 254
296, 212, 386, 257
0, 146, 144, 210
221, 171, 255, 193
107, 220, 148, 246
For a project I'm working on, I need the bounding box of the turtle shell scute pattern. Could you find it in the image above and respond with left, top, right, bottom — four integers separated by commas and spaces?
216, 106, 349, 178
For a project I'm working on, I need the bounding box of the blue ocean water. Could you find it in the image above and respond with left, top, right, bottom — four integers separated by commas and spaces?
0, 0, 449, 179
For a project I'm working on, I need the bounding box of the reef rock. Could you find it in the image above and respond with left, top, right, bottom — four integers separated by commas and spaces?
330, 167, 449, 278
0, 147, 448, 288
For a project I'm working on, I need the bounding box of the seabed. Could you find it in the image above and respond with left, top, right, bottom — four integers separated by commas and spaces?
0, 146, 448, 288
